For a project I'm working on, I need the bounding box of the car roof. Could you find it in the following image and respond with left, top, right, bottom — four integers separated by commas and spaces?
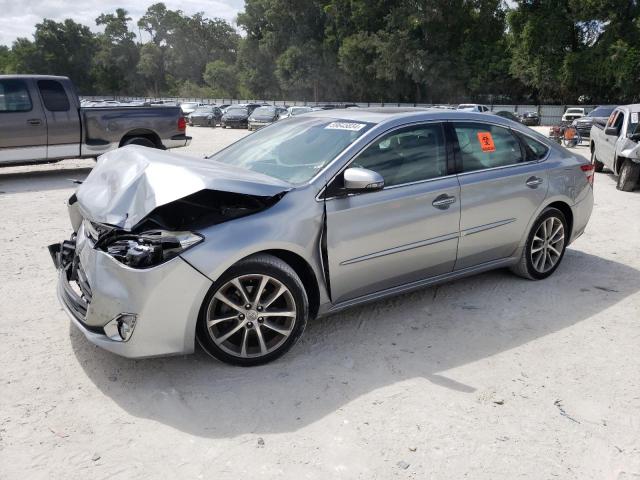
618, 104, 640, 113
0, 74, 70, 81
304, 107, 513, 126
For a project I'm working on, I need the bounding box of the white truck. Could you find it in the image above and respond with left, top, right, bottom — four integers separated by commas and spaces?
590, 104, 640, 191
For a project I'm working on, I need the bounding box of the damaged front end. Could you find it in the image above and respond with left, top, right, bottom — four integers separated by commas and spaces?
82, 189, 284, 269
58, 146, 290, 270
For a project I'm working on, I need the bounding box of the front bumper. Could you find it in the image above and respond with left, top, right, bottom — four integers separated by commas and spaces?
222, 118, 248, 128
248, 120, 273, 130
189, 117, 215, 126
49, 225, 212, 358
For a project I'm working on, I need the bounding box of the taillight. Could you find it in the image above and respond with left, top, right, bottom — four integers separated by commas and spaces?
178, 116, 186, 132
581, 163, 594, 186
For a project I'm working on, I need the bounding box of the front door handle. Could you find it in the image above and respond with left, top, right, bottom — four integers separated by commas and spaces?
526, 176, 544, 188
27, 119, 42, 126
432, 194, 456, 209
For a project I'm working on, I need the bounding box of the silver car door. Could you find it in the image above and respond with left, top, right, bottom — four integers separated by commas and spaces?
452, 121, 549, 270
325, 122, 461, 304
0, 78, 48, 163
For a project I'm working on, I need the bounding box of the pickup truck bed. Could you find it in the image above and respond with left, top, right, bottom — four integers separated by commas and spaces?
0, 75, 190, 166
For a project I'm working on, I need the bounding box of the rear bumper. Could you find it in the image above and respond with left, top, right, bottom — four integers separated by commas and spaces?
50, 225, 212, 358
164, 134, 192, 149
570, 188, 594, 243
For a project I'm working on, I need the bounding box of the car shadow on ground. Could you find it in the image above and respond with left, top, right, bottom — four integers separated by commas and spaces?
0, 166, 92, 194
70, 249, 640, 438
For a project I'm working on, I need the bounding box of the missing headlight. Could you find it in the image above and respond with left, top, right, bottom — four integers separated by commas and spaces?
103, 230, 203, 268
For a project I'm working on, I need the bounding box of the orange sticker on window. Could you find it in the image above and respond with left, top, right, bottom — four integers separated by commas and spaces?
477, 132, 496, 152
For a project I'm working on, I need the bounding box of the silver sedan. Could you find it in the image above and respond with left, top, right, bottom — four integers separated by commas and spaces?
50, 109, 594, 365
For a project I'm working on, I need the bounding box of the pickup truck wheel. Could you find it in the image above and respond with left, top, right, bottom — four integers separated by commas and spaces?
617, 159, 640, 192
123, 137, 156, 149
590, 149, 604, 172
197, 254, 308, 366
510, 207, 568, 280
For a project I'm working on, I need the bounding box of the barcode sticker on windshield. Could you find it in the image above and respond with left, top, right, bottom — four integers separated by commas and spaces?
632, 112, 639, 124
325, 122, 366, 131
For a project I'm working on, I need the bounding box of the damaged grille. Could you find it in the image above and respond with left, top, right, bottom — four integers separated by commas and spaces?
60, 256, 94, 326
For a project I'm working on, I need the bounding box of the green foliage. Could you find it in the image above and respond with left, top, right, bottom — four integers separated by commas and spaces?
1, 1, 638, 102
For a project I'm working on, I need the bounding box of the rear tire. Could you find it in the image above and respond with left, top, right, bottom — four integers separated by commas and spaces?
122, 137, 156, 149
616, 159, 640, 192
591, 148, 604, 172
197, 254, 309, 366
510, 207, 568, 280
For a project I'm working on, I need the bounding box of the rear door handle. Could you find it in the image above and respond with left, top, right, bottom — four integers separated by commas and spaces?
526, 176, 544, 188
432, 194, 457, 209
27, 119, 42, 126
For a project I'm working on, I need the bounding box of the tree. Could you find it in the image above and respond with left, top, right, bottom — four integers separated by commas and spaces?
204, 60, 239, 98
93, 9, 139, 94
10, 19, 97, 92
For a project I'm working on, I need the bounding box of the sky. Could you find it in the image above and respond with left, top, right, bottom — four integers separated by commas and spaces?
0, 0, 245, 46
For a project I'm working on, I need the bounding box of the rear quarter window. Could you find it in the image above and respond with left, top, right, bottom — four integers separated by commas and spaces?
37, 80, 70, 112
519, 134, 549, 160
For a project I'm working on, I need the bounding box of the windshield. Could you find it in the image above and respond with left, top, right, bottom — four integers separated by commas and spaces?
457, 104, 475, 110
226, 106, 247, 114
182, 103, 198, 109
209, 117, 373, 184
252, 106, 276, 116
566, 108, 583, 114
291, 107, 312, 115
589, 106, 615, 117
195, 106, 214, 113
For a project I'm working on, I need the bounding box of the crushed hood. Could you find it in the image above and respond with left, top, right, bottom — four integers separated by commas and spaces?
76, 145, 291, 230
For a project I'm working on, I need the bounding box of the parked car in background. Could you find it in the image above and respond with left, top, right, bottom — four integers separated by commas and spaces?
457, 104, 490, 112
521, 111, 541, 126
221, 105, 250, 128
573, 105, 617, 138
280, 106, 314, 119
0, 75, 190, 166
50, 108, 593, 366
494, 111, 522, 123
180, 102, 206, 117
562, 107, 586, 123
590, 104, 640, 191
188, 105, 223, 127
248, 106, 288, 131
221, 104, 265, 128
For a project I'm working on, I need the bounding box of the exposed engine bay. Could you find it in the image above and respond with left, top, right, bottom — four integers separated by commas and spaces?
83, 189, 286, 269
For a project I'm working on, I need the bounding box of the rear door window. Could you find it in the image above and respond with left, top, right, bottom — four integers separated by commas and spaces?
0, 79, 32, 112
37, 80, 70, 112
452, 122, 524, 172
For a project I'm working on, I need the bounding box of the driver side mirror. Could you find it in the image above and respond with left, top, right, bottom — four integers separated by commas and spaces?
343, 167, 384, 193
605, 126, 620, 136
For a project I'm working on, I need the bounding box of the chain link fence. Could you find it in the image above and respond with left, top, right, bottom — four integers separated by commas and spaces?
81, 95, 598, 126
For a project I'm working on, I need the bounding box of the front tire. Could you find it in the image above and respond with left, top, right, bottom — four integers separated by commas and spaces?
591, 148, 604, 172
616, 159, 640, 192
511, 207, 568, 280
197, 254, 308, 366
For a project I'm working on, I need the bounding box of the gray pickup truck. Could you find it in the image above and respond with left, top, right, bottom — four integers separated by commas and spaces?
0, 75, 191, 166
590, 104, 640, 191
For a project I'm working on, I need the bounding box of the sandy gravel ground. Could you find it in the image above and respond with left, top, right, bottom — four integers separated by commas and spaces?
0, 126, 639, 480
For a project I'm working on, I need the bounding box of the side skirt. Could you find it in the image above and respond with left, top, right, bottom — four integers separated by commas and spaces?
318, 256, 518, 317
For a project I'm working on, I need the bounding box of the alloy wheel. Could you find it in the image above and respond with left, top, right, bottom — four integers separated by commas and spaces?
205, 274, 297, 359
530, 217, 565, 273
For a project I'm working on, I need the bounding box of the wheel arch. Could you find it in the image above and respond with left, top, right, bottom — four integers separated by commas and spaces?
545, 200, 574, 241
119, 129, 162, 149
